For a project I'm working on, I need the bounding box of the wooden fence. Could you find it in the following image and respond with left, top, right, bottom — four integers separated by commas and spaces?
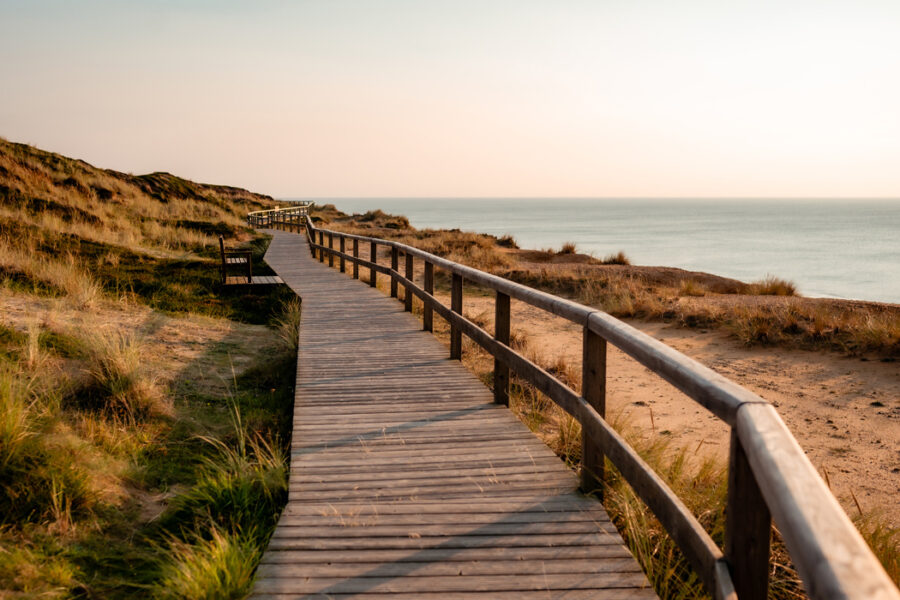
247, 202, 313, 228
264, 208, 898, 600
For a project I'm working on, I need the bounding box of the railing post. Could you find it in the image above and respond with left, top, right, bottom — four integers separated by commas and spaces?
328, 233, 334, 267
581, 328, 607, 495
352, 239, 359, 279
339, 235, 346, 273
318, 231, 324, 262
404, 252, 414, 312
390, 247, 399, 298
423, 260, 434, 332
494, 291, 510, 406
726, 430, 771, 600
369, 241, 377, 287
450, 273, 463, 360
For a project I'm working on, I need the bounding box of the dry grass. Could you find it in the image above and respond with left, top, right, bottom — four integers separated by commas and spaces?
0, 137, 278, 292
313, 204, 898, 356
153, 526, 260, 600
74, 329, 170, 421
749, 275, 797, 296
601, 250, 631, 265
0, 239, 102, 308
273, 297, 303, 353
0, 138, 297, 597
678, 279, 707, 297
558, 241, 577, 254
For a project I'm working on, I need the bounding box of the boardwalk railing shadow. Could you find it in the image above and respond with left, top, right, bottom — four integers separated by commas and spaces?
258, 498, 637, 598
292, 405, 498, 457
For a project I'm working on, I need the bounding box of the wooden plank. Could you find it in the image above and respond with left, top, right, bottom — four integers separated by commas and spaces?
266, 532, 633, 551
258, 545, 631, 563
256, 557, 642, 578
251, 592, 655, 600
274, 510, 611, 526
252, 573, 652, 594
270, 520, 621, 538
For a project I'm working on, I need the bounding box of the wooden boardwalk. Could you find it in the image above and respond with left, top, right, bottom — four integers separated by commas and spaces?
250, 230, 655, 599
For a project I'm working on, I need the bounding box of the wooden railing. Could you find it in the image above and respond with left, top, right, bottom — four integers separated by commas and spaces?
247, 201, 313, 228
263, 207, 898, 600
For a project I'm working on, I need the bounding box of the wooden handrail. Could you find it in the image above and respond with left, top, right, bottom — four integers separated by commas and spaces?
246, 202, 313, 228
257, 210, 898, 600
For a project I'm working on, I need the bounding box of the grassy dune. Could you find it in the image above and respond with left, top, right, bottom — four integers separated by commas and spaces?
0, 140, 297, 598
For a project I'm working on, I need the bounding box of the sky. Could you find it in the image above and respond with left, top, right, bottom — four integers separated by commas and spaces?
1, 0, 899, 198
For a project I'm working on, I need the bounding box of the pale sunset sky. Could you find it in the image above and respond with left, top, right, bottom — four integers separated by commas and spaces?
1, 0, 898, 198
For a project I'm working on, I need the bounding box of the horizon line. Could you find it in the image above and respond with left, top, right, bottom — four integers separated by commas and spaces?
276, 196, 900, 201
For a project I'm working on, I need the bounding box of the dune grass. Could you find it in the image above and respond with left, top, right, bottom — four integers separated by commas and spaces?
273, 296, 302, 353
749, 275, 797, 296
72, 330, 170, 421
601, 250, 631, 265
153, 526, 260, 600
558, 241, 577, 254
0, 139, 299, 598
0, 295, 297, 598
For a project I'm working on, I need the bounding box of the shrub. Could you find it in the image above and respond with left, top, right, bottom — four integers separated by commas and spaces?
73, 330, 169, 420
154, 526, 259, 600
558, 241, 577, 254
497, 235, 518, 249
158, 402, 287, 542
678, 279, 707, 297
0, 364, 94, 525
855, 513, 900, 585
601, 251, 631, 265
273, 297, 302, 353
0, 363, 33, 471
749, 275, 796, 296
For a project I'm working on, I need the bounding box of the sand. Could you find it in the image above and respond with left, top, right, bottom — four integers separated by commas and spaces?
457, 294, 900, 526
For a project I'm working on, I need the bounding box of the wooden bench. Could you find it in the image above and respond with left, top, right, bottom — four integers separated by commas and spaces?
219, 236, 283, 286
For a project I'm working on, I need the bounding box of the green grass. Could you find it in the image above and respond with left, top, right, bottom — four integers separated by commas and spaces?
0, 246, 298, 599
153, 527, 261, 600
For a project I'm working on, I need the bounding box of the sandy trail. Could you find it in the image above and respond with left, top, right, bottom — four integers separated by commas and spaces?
456, 294, 900, 526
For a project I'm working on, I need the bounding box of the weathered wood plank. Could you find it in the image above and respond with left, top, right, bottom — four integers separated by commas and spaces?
256, 557, 642, 578
252, 590, 656, 600
252, 572, 651, 594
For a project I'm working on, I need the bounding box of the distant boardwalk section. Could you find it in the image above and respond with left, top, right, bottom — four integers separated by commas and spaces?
250, 230, 655, 599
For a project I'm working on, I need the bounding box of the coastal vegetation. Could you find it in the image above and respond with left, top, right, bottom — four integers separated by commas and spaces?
310, 203, 899, 357
0, 139, 296, 598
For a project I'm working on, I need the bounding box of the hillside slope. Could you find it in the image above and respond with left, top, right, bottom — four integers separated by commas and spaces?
1, 137, 275, 257
0, 139, 297, 598
0, 139, 292, 319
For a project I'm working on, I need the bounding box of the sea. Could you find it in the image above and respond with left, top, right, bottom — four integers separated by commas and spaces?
286, 198, 900, 305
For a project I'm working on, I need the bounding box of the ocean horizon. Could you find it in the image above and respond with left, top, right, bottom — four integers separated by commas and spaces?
285, 198, 900, 304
